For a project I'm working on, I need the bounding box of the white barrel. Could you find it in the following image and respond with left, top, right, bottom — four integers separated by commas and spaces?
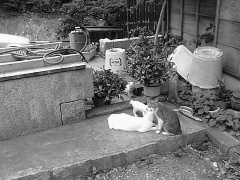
189, 46, 223, 89
105, 48, 126, 72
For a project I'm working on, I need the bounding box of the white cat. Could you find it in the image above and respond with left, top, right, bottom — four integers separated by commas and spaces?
130, 100, 148, 117
125, 82, 135, 97
107, 109, 157, 132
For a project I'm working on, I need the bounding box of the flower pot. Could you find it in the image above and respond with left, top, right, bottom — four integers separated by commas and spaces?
92, 96, 106, 107
214, 100, 229, 110
209, 106, 220, 115
232, 91, 240, 101
143, 83, 161, 97
231, 97, 240, 111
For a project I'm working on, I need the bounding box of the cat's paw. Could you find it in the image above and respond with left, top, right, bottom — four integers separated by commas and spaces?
156, 130, 161, 134
162, 132, 174, 136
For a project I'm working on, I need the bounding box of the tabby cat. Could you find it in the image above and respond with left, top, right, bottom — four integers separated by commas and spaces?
148, 99, 182, 136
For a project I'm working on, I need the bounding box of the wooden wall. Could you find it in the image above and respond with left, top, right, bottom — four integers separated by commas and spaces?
169, 0, 216, 52
218, 0, 240, 79
169, 0, 240, 80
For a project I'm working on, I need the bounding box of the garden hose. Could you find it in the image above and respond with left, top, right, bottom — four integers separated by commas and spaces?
0, 47, 86, 64
43, 48, 86, 64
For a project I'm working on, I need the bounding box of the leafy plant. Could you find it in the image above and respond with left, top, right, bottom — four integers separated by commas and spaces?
126, 27, 183, 87
202, 109, 240, 134
1, 0, 63, 14
191, 91, 218, 118
216, 79, 232, 103
56, 0, 126, 38
177, 89, 193, 107
84, 43, 98, 52
93, 69, 127, 100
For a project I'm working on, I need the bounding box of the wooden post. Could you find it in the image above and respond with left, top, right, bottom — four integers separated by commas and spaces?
180, 0, 184, 37
166, 0, 170, 33
127, 0, 130, 39
214, 0, 221, 47
195, 0, 200, 48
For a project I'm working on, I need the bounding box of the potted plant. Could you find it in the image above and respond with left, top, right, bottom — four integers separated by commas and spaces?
231, 90, 240, 111
215, 79, 232, 110
126, 27, 183, 97
92, 68, 127, 107
191, 91, 219, 118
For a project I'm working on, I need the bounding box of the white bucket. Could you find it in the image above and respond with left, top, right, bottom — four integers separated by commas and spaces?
189, 46, 223, 89
105, 48, 126, 72
170, 45, 193, 81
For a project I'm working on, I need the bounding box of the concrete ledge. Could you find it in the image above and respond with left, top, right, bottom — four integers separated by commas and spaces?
0, 105, 207, 180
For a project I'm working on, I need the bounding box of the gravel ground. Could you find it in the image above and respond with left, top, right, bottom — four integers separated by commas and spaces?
79, 138, 240, 180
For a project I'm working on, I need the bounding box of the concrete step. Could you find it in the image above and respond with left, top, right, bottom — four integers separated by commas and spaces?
0, 102, 207, 180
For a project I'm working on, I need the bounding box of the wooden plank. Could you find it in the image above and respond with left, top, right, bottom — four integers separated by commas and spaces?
218, 43, 240, 75
220, 0, 240, 22
200, 0, 217, 7
195, 0, 200, 48
183, 14, 196, 35
148, 2, 155, 31
170, 12, 181, 31
180, 0, 184, 37
171, 0, 180, 12
214, 0, 221, 47
166, 0, 170, 33
218, 20, 240, 49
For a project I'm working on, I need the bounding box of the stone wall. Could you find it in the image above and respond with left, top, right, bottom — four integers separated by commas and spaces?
0, 62, 94, 141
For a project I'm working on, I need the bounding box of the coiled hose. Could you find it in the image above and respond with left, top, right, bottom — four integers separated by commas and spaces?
43, 48, 85, 64
0, 46, 86, 64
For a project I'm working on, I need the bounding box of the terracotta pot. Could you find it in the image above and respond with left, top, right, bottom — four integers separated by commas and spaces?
143, 83, 161, 97
92, 96, 106, 107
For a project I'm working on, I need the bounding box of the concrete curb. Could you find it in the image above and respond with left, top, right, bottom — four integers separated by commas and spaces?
87, 99, 240, 164
206, 128, 240, 162
52, 130, 207, 180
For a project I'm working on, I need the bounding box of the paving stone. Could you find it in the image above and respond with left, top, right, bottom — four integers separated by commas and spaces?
206, 129, 240, 154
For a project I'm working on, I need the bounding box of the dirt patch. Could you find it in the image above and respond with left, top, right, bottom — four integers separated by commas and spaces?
79, 139, 240, 180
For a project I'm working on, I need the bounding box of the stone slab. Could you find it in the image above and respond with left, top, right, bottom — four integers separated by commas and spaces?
61, 99, 86, 125
0, 106, 207, 180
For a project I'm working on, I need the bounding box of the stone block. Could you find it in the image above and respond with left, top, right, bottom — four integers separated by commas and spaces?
61, 99, 86, 125
0, 65, 94, 141
207, 129, 239, 154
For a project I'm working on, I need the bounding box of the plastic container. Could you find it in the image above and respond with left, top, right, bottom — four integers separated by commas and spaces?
170, 45, 193, 81
189, 46, 223, 89
105, 48, 126, 72
69, 27, 87, 52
